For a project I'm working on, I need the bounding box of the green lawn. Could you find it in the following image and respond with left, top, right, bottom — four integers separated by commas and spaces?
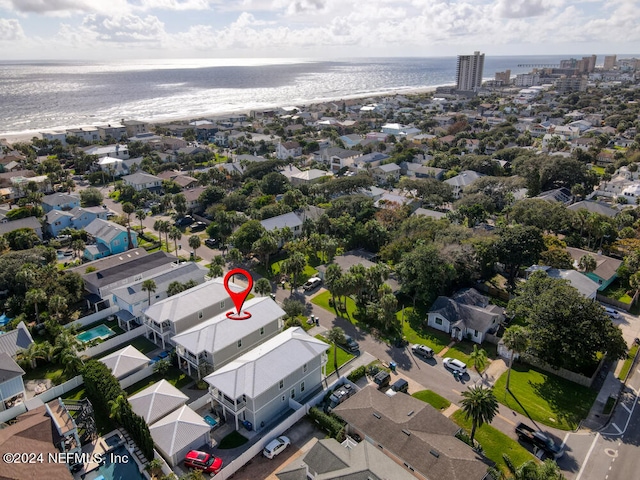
412, 390, 451, 411
124, 367, 193, 396
23, 362, 69, 385
316, 334, 355, 375
451, 410, 535, 474
401, 306, 451, 354
312, 291, 359, 326
601, 280, 633, 305
493, 363, 597, 430
618, 343, 639, 380
62, 385, 86, 401
95, 336, 158, 359
444, 341, 498, 373
592, 165, 605, 176
218, 431, 249, 449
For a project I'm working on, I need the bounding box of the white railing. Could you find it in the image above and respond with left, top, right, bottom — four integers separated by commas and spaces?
81, 327, 146, 358
0, 403, 27, 424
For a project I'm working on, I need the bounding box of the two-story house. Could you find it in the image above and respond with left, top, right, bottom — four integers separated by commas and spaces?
172, 296, 285, 379
111, 261, 208, 329
276, 141, 303, 160
45, 206, 108, 237
373, 164, 401, 184
41, 193, 81, 213
444, 170, 484, 199
0, 353, 26, 411
313, 147, 362, 173
83, 218, 138, 261
260, 211, 304, 240
122, 172, 162, 193
144, 278, 244, 350
205, 327, 328, 432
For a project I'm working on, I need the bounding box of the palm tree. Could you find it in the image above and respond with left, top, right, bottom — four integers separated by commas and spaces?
48, 294, 68, 322
169, 226, 182, 254
282, 251, 307, 293
58, 350, 84, 376
188, 235, 201, 259
71, 239, 85, 259
325, 327, 346, 377
502, 326, 529, 391
469, 345, 488, 374
135, 209, 147, 234
208, 263, 224, 278
460, 385, 499, 445
498, 453, 566, 480
122, 202, 135, 227
16, 342, 48, 369
25, 288, 47, 323
324, 263, 343, 311
142, 279, 157, 306
254, 277, 271, 296
108, 394, 129, 424
578, 254, 597, 273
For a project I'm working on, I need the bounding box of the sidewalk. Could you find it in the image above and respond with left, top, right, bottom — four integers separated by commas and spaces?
581, 366, 624, 431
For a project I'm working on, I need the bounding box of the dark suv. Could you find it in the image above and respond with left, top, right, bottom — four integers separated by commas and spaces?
175, 215, 194, 227
373, 371, 391, 389
340, 335, 360, 353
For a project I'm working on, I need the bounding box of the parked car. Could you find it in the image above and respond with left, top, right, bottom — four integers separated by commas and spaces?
373, 370, 391, 389
190, 221, 206, 232
604, 307, 620, 319
515, 423, 563, 459
204, 238, 217, 248
385, 378, 409, 397
184, 450, 223, 474
302, 277, 322, 291
340, 335, 360, 353
175, 215, 195, 227
327, 384, 356, 410
443, 357, 467, 374
411, 344, 434, 359
263, 436, 291, 459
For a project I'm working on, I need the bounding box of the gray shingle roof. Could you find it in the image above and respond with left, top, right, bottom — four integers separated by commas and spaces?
260, 211, 303, 232
0, 321, 34, 358
171, 296, 285, 355
129, 379, 189, 425
0, 217, 42, 237
81, 250, 174, 289
122, 171, 161, 185
430, 288, 504, 333
41, 193, 80, 208
204, 327, 328, 398
566, 247, 622, 282
84, 218, 128, 243
567, 200, 618, 218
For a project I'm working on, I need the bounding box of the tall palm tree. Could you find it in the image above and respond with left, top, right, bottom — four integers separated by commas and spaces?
578, 254, 597, 273
208, 263, 224, 279
325, 327, 346, 377
108, 394, 129, 424
502, 326, 529, 391
25, 288, 47, 323
135, 209, 147, 234
16, 342, 48, 369
460, 385, 499, 445
469, 345, 488, 374
282, 251, 307, 293
48, 294, 68, 322
71, 239, 86, 259
498, 453, 565, 480
169, 226, 182, 254
189, 235, 201, 259
142, 279, 157, 306
324, 263, 343, 311
254, 277, 271, 296
59, 350, 84, 376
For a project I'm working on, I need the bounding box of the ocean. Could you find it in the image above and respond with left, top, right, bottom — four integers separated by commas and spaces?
0, 55, 569, 137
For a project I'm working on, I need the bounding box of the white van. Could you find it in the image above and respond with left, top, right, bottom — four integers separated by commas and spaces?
604, 307, 620, 319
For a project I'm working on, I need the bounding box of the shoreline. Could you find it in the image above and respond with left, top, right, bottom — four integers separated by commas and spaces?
0, 85, 440, 146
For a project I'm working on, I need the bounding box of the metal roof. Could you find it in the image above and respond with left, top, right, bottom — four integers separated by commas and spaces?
99, 345, 149, 379
149, 405, 210, 457
129, 379, 189, 425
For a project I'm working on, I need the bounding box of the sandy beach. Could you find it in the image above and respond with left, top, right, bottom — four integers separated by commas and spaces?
0, 86, 438, 146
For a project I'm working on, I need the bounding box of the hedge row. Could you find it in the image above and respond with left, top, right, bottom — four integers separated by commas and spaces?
347, 366, 366, 382
308, 407, 345, 441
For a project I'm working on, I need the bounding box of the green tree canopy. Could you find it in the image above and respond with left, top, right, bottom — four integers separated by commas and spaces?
495, 225, 545, 288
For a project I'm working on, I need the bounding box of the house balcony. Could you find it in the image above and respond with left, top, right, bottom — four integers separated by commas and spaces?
210, 388, 246, 412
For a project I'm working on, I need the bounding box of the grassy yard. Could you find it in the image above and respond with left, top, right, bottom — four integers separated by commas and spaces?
592, 165, 605, 176
493, 363, 597, 430
444, 341, 498, 373
451, 409, 535, 474
95, 336, 158, 359
218, 431, 249, 449
401, 306, 451, 354
316, 334, 355, 375
601, 280, 633, 305
124, 367, 193, 396
618, 343, 639, 380
23, 363, 70, 385
412, 390, 451, 411
312, 291, 359, 326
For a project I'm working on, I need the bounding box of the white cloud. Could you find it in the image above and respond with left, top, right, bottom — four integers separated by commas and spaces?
494, 0, 556, 19
136, 0, 211, 11
0, 18, 24, 41
81, 14, 166, 43
0, 0, 130, 16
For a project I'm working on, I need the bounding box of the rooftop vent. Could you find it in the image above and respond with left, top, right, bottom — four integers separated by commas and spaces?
407, 410, 414, 416
372, 412, 381, 419
430, 449, 440, 458
402, 429, 411, 436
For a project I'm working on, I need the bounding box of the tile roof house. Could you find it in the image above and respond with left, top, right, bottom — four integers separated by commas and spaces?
99, 345, 150, 379
0, 405, 74, 480
144, 278, 244, 350
129, 379, 189, 425
427, 288, 505, 344
83, 218, 138, 260
205, 327, 328, 432
566, 247, 623, 292
149, 405, 211, 467
333, 386, 491, 480
276, 437, 416, 480
172, 296, 285, 379
0, 352, 25, 410
0, 321, 34, 358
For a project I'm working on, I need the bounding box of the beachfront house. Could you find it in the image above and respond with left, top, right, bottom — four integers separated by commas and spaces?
143, 278, 244, 350
204, 327, 328, 432
172, 296, 285, 379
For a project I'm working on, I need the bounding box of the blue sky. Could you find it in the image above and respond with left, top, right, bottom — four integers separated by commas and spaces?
0, 0, 637, 60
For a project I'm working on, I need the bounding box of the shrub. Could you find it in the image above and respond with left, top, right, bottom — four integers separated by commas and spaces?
347, 366, 366, 382
308, 407, 346, 441
366, 364, 380, 377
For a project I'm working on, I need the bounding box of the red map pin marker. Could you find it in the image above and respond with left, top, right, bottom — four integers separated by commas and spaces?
224, 268, 253, 320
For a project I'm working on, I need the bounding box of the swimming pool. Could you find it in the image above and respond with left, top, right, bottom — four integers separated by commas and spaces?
0, 313, 11, 327
76, 324, 115, 343
104, 433, 124, 449
84, 445, 145, 480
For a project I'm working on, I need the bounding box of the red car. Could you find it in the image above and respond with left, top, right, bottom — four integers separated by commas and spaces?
184, 450, 223, 474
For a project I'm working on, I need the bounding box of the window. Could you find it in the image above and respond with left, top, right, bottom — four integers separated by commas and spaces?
282, 395, 285, 402
279, 380, 284, 389
435, 318, 443, 326
474, 330, 479, 337
220, 300, 225, 309
237, 339, 242, 348
290, 389, 295, 399
303, 363, 307, 373
113, 239, 120, 246
301, 381, 305, 392
260, 327, 264, 335
198, 311, 203, 319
